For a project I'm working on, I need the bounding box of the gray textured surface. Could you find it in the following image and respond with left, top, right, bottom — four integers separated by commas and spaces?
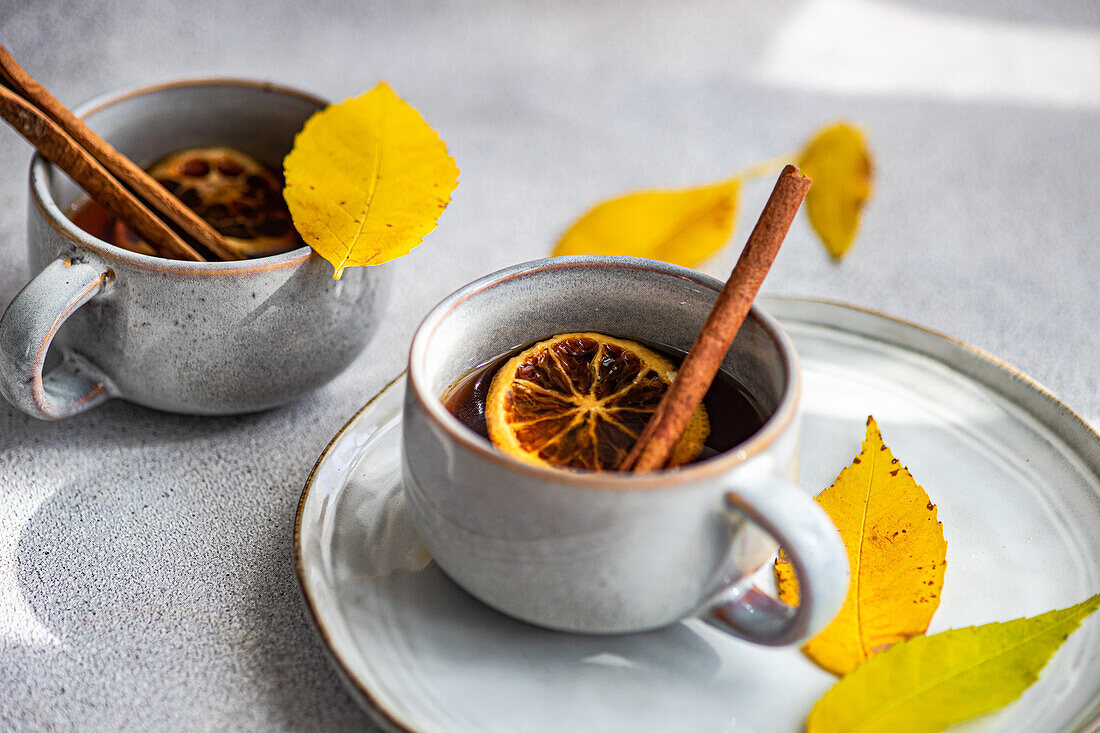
0, 0, 1097, 730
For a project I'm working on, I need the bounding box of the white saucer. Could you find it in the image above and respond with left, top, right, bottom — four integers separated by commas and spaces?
295, 298, 1100, 733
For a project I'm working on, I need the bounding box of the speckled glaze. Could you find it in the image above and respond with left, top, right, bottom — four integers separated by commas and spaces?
0, 80, 387, 419
402, 256, 848, 643
299, 297, 1100, 732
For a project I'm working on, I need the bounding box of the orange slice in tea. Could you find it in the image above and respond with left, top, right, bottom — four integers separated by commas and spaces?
151, 147, 300, 258
113, 147, 301, 259
485, 333, 709, 471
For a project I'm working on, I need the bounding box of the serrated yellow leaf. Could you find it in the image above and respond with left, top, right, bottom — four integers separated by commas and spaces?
808, 594, 1100, 733
798, 122, 873, 259
776, 416, 947, 675
551, 179, 741, 267
283, 82, 459, 279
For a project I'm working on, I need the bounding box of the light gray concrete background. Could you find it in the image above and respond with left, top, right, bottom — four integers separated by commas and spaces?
0, 0, 1097, 729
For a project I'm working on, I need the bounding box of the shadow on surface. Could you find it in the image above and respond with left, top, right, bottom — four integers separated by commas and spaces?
882, 0, 1100, 27
12, 449, 381, 730
1, 394, 291, 452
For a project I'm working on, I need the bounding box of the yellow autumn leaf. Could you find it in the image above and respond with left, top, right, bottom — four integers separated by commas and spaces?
551, 179, 741, 268
808, 594, 1100, 733
283, 82, 459, 279
776, 416, 947, 675
797, 122, 874, 259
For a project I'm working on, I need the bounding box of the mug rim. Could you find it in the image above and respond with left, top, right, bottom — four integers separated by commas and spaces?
29, 77, 322, 276
407, 255, 802, 489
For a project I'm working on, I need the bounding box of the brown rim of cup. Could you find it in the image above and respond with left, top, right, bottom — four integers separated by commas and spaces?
406, 255, 802, 490
29, 77, 322, 277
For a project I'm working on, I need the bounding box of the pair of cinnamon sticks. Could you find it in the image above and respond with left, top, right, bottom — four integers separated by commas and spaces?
0, 44, 239, 262
623, 164, 811, 473
1, 36, 805, 465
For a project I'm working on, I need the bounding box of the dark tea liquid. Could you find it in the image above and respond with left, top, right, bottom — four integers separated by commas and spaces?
65, 146, 301, 260
442, 340, 768, 465
69, 198, 114, 242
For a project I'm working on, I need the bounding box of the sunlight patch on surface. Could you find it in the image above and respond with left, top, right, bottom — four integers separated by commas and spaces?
0, 482, 61, 649
756, 0, 1100, 110
582, 652, 638, 669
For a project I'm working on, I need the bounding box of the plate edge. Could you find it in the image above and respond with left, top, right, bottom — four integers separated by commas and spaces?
297, 298, 1100, 733
762, 295, 1100, 474
292, 371, 418, 733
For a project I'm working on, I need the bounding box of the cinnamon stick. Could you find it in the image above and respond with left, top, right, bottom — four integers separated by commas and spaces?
0, 45, 244, 261
621, 164, 811, 472
0, 84, 205, 261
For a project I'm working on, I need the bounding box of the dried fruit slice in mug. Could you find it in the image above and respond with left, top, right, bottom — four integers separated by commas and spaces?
117, 147, 302, 259
485, 332, 709, 471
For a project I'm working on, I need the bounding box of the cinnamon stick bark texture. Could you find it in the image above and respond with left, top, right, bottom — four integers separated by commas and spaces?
0, 45, 242, 261
622, 164, 811, 472
0, 84, 205, 261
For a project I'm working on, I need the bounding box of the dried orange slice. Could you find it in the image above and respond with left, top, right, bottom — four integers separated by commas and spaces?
150, 147, 301, 258
486, 333, 709, 471
115, 147, 302, 259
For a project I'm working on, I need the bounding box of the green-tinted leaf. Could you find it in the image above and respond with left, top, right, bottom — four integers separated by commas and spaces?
808, 594, 1100, 733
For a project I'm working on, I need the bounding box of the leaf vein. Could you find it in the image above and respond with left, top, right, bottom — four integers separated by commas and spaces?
855, 440, 875, 662
848, 603, 1097, 731
340, 97, 388, 273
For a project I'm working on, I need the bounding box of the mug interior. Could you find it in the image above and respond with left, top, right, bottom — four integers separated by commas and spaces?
409, 256, 798, 475
31, 79, 322, 270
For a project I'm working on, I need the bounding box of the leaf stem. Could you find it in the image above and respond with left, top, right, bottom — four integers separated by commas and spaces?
732, 150, 799, 183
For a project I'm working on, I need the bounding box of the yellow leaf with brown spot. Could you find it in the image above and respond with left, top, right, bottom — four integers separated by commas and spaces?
551, 179, 741, 268
283, 82, 459, 279
797, 122, 873, 259
776, 416, 946, 676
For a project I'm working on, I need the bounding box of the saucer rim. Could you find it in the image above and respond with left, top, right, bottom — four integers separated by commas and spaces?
294, 371, 413, 733
293, 296, 1100, 733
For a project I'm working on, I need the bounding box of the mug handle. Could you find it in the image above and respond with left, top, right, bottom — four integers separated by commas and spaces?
0, 253, 116, 419
699, 476, 849, 646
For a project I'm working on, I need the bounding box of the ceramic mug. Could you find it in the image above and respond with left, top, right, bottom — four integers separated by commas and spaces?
403, 256, 848, 644
0, 79, 386, 420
